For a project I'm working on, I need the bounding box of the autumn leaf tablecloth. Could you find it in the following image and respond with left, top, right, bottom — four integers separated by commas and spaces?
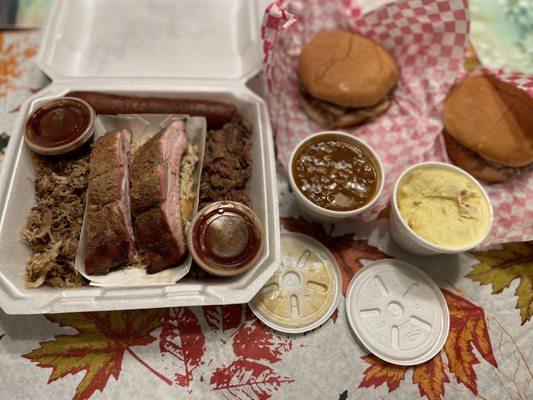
0, 30, 532, 400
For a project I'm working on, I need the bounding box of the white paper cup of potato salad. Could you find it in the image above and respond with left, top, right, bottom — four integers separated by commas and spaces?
390, 162, 493, 256
289, 131, 384, 223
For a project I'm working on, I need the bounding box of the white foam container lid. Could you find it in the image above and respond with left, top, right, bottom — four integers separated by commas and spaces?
250, 233, 341, 334
345, 260, 449, 366
0, 0, 280, 314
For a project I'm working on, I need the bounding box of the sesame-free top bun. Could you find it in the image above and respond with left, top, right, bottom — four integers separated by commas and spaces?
444, 75, 533, 168
299, 29, 399, 108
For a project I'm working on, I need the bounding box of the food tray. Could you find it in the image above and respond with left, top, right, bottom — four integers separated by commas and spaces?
0, 0, 279, 314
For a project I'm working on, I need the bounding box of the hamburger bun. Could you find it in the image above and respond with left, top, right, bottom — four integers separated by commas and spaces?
299, 29, 399, 109
443, 131, 516, 183
444, 75, 533, 168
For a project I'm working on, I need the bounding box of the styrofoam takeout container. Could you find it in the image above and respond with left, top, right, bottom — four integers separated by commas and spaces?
288, 131, 384, 223
389, 162, 494, 256
0, 0, 279, 314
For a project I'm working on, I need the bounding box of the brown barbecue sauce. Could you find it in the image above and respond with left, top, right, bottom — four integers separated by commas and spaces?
292, 136, 379, 211
192, 202, 262, 273
25, 99, 91, 148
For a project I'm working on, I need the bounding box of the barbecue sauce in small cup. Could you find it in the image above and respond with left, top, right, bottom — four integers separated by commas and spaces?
189, 201, 263, 276
24, 97, 94, 155
292, 136, 379, 211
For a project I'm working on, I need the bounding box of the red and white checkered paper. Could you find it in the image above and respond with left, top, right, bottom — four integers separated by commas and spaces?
262, 0, 533, 245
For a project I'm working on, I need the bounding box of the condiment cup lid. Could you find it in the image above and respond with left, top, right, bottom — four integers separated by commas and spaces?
345, 259, 449, 366
288, 131, 385, 218
188, 201, 264, 277
249, 232, 341, 334
391, 161, 494, 253
23, 97, 96, 156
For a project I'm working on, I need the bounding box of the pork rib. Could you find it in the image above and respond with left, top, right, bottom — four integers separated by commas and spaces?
130, 120, 188, 273
85, 129, 135, 275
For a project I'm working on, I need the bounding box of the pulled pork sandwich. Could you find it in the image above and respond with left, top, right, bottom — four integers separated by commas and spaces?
443, 75, 533, 183
298, 29, 399, 129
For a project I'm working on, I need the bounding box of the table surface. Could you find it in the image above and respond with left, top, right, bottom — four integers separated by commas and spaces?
0, 30, 531, 400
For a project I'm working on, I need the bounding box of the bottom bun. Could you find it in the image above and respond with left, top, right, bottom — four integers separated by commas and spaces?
299, 91, 392, 129
443, 131, 516, 183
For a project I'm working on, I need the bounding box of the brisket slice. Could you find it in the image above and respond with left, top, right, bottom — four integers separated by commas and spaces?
130, 120, 188, 273
85, 129, 135, 275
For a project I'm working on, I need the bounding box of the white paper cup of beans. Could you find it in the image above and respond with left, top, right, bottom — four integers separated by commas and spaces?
288, 131, 384, 223
389, 162, 493, 256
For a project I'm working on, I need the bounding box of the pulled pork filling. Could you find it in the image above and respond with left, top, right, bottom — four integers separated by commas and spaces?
199, 114, 252, 209
22, 154, 89, 288
299, 86, 393, 128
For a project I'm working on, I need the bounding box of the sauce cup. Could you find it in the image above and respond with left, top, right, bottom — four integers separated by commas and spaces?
288, 131, 384, 223
389, 162, 494, 256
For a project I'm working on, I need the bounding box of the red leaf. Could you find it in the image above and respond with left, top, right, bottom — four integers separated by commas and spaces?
160, 307, 206, 387
358, 355, 407, 392
331, 308, 339, 324
442, 289, 497, 395
203, 304, 245, 334
233, 320, 292, 364
412, 353, 450, 400
210, 359, 293, 399
282, 217, 389, 295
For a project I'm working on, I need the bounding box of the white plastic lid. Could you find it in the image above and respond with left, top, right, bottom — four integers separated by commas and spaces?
345, 259, 449, 366
249, 232, 341, 334
39, 0, 270, 81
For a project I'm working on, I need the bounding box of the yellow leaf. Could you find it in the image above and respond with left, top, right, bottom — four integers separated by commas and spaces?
467, 242, 533, 324
24, 310, 168, 400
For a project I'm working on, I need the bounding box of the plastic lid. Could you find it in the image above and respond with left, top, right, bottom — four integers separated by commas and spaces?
39, 0, 270, 81
249, 232, 341, 334
345, 259, 449, 366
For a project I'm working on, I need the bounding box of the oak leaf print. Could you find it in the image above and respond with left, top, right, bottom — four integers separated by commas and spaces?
281, 217, 389, 294
358, 289, 497, 400
232, 319, 292, 364
23, 310, 168, 400
159, 307, 206, 387
210, 359, 293, 400
204, 304, 246, 334
467, 242, 533, 324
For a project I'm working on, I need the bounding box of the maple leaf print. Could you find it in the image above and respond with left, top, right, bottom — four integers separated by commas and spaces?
359, 355, 407, 392
232, 319, 292, 364
210, 359, 293, 400
204, 304, 246, 334
0, 32, 38, 96
281, 217, 390, 295
23, 310, 169, 400
159, 307, 206, 387
412, 354, 450, 400
467, 242, 533, 324
358, 289, 497, 400
442, 289, 497, 394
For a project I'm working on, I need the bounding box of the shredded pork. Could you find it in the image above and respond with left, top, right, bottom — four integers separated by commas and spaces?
22, 154, 90, 288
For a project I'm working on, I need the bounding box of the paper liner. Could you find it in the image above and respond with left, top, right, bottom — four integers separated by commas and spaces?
74, 114, 206, 287
262, 0, 533, 245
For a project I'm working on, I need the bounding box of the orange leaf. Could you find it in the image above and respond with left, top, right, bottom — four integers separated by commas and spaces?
412, 353, 449, 400
442, 289, 497, 395
358, 290, 497, 400
281, 217, 390, 295
358, 355, 407, 392
24, 310, 169, 400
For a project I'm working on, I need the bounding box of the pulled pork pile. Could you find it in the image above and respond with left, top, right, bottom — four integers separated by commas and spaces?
22, 154, 90, 288
199, 114, 252, 209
